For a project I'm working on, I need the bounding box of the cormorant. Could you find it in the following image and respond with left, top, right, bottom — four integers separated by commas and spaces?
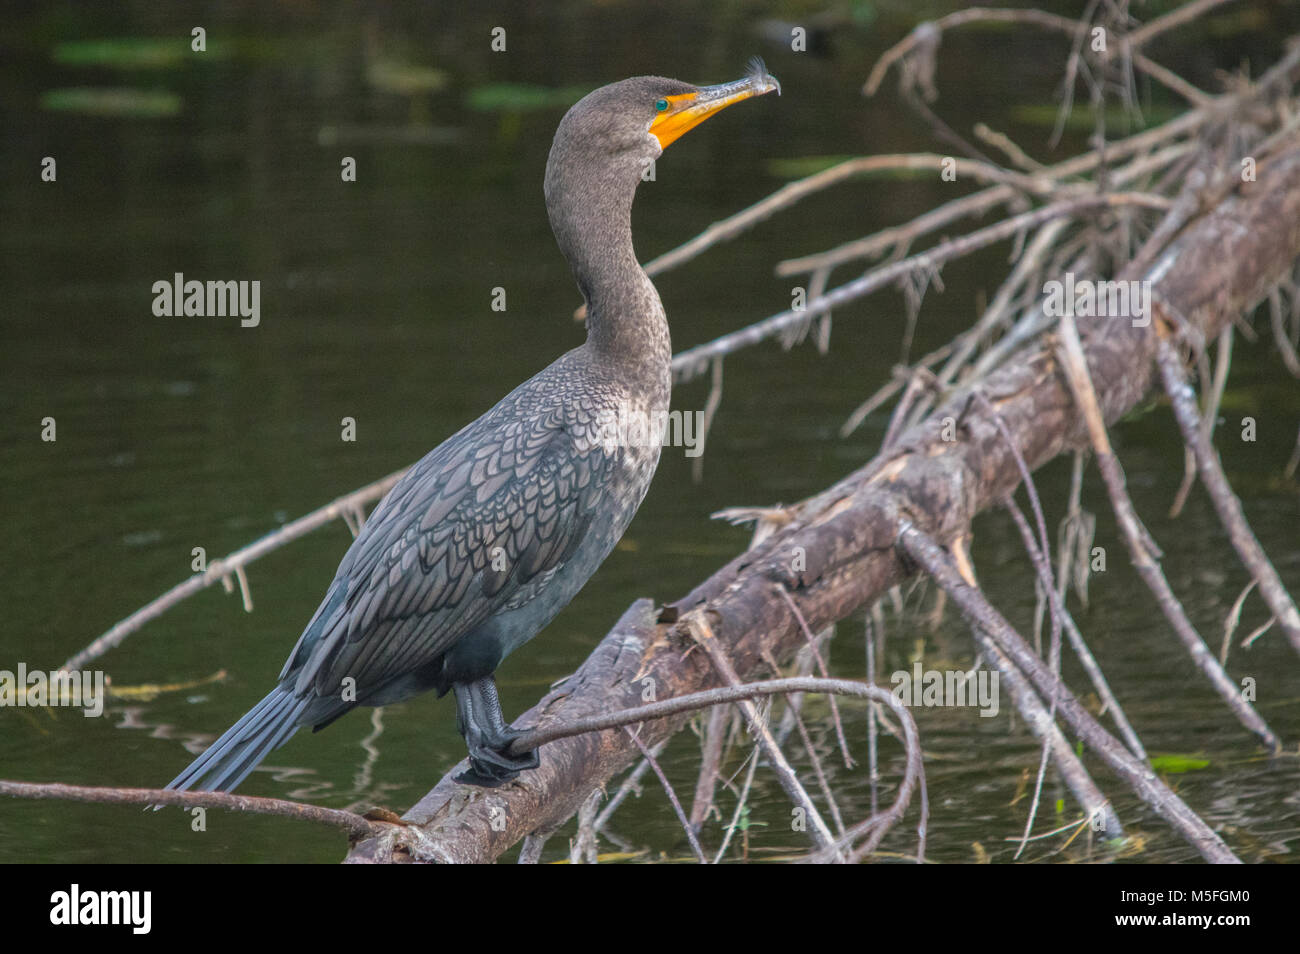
165, 61, 779, 791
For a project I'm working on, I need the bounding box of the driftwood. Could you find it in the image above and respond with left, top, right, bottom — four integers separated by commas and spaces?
342, 135, 1300, 862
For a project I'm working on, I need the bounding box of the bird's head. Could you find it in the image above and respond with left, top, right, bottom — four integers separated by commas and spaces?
546, 59, 781, 203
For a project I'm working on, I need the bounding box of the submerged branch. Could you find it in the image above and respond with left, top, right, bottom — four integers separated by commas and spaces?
0, 780, 379, 839
64, 470, 406, 673
1156, 334, 1300, 655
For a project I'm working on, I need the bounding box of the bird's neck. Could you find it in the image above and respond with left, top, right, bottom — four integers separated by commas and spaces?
545, 159, 671, 372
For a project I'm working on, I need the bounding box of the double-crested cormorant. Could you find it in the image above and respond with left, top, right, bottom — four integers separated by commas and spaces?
165, 62, 779, 791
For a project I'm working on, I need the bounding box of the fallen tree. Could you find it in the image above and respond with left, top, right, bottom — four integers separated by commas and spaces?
341, 41, 1300, 863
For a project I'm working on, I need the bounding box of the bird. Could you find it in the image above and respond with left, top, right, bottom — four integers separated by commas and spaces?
165, 61, 780, 792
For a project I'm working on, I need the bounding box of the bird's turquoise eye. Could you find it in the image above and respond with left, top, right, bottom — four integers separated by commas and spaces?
655, 99, 668, 112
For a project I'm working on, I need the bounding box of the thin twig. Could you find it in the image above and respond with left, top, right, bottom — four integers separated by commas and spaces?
1126, 0, 1238, 50
1171, 325, 1231, 516
776, 586, 854, 767
897, 521, 1240, 864
1055, 314, 1281, 751
1005, 498, 1148, 762
674, 194, 1168, 383
777, 138, 1194, 278
687, 616, 840, 858
712, 740, 762, 863
764, 648, 846, 838
688, 707, 729, 831
626, 727, 706, 864
1156, 333, 1300, 655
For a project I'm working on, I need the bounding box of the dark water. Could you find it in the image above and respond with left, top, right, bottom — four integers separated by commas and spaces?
1, 2, 1297, 863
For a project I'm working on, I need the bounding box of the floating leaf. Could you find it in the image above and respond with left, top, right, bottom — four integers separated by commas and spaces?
41, 87, 182, 118
465, 83, 589, 112
1150, 754, 1211, 774
52, 37, 227, 69
366, 61, 448, 95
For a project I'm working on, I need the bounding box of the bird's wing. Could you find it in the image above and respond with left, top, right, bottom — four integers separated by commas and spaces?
283, 405, 614, 698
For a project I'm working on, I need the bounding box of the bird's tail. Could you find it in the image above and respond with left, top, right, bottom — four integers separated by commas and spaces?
165, 685, 309, 794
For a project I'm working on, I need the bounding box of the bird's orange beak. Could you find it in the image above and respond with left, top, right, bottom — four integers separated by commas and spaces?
649, 62, 780, 150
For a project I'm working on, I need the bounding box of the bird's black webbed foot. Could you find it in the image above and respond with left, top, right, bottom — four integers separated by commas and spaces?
458, 727, 540, 788
452, 677, 540, 788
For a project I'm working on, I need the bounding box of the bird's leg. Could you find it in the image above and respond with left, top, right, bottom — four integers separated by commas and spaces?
452, 677, 540, 787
